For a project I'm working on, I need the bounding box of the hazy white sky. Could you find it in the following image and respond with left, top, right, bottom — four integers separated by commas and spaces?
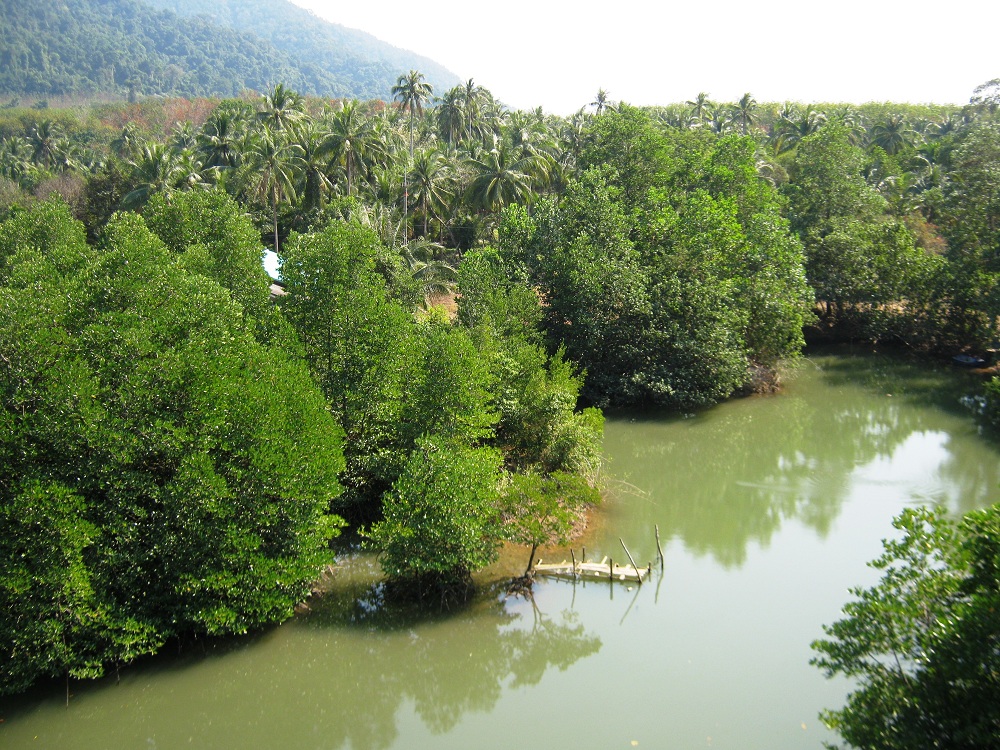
290, 0, 997, 115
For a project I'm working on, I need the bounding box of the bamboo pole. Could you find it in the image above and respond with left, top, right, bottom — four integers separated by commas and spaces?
620, 538, 642, 586
655, 525, 665, 571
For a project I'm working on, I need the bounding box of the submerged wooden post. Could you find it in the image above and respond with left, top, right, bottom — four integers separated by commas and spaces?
608, 557, 614, 582
655, 525, 665, 571
570, 548, 578, 579
620, 538, 642, 586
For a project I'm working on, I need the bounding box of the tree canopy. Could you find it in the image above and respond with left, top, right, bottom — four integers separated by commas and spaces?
506, 109, 814, 407
0, 199, 345, 695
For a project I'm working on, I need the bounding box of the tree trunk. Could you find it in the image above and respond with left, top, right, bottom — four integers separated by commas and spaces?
524, 543, 539, 577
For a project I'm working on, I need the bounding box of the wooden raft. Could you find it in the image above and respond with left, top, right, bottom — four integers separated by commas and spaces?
533, 556, 650, 583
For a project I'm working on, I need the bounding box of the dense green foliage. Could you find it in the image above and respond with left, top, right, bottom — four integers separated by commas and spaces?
366, 437, 504, 586
502, 110, 814, 407
0, 0, 456, 101
277, 216, 603, 588
0, 199, 346, 695
935, 123, 1000, 344
812, 505, 1000, 749
782, 124, 943, 342
279, 221, 418, 506
0, 81, 996, 417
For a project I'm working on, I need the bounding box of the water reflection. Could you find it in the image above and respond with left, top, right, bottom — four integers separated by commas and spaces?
603, 348, 1000, 567
0, 577, 601, 750
303, 580, 602, 745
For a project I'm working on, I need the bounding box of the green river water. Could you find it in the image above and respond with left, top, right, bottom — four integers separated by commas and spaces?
2, 347, 998, 749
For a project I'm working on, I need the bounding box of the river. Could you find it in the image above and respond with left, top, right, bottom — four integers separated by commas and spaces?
2, 347, 998, 749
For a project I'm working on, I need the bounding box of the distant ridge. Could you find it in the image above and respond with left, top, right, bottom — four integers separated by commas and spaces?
0, 0, 460, 101
142, 0, 461, 98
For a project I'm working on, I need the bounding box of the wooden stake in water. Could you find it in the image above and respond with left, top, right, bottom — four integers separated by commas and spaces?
655, 525, 665, 571
620, 538, 642, 586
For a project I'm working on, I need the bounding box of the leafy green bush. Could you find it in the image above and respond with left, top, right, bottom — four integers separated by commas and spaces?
812, 505, 1000, 748
365, 437, 503, 587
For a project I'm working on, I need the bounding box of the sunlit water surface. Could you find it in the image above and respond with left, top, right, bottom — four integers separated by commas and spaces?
3, 348, 998, 749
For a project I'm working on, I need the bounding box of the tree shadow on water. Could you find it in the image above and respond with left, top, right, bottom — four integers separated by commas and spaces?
289, 577, 602, 747
0, 578, 601, 750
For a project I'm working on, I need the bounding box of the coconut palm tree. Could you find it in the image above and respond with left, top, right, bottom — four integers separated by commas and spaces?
706, 104, 732, 134
123, 143, 185, 208
686, 92, 711, 125
928, 113, 965, 141
257, 84, 306, 135
436, 87, 465, 146
461, 78, 487, 143
479, 94, 508, 141
733, 92, 758, 136
869, 115, 917, 155
352, 200, 407, 248
393, 70, 434, 158
325, 100, 375, 197
197, 109, 244, 170
173, 149, 212, 192
559, 107, 589, 163
826, 106, 864, 146
28, 120, 72, 171
409, 147, 453, 237
465, 138, 534, 214
505, 111, 557, 189
0, 136, 33, 184
111, 122, 145, 160
400, 237, 457, 302
590, 89, 613, 115
240, 128, 304, 251
392, 70, 434, 238
295, 119, 334, 213
169, 121, 197, 152
773, 104, 826, 152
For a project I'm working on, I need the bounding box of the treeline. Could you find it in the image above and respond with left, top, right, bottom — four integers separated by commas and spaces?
0, 0, 456, 101
4, 79, 1000, 365
3, 76, 1000, 696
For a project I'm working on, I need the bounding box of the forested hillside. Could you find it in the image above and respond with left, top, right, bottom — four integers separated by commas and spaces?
142, 0, 460, 99
0, 0, 458, 101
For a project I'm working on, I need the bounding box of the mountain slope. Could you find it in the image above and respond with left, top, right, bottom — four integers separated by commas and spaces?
142, 0, 460, 98
0, 0, 459, 101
